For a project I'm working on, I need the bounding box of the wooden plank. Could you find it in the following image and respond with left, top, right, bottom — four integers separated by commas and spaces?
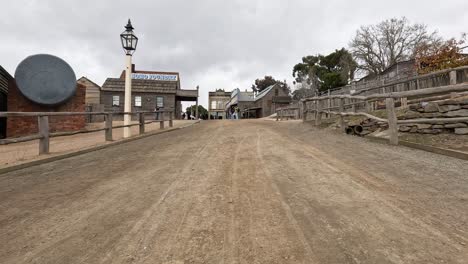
139, 113, 145, 134
339, 99, 345, 133
386, 98, 398, 145
0, 134, 43, 145
315, 101, 322, 126
398, 117, 468, 124
105, 113, 113, 141
38, 116, 50, 155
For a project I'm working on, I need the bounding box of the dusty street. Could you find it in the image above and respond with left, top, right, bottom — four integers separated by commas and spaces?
0, 120, 467, 264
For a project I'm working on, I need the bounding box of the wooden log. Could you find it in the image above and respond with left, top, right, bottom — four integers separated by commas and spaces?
160, 113, 165, 129
139, 112, 145, 134
38, 116, 50, 155
302, 101, 307, 122
325, 111, 388, 123
0, 134, 43, 145
397, 117, 468, 124
339, 98, 345, 133
105, 113, 113, 141
386, 98, 398, 145
315, 101, 322, 126
51, 127, 107, 138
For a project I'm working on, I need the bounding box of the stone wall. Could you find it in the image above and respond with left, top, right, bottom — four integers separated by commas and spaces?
7, 80, 86, 138
399, 99, 468, 135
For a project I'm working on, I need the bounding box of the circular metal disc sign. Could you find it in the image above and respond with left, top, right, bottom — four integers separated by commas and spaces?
14, 54, 76, 105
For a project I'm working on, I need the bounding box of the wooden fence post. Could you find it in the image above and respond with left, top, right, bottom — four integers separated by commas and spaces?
38, 116, 49, 155
315, 100, 322, 126
449, 70, 457, 85
351, 99, 356, 113
385, 98, 398, 145
160, 112, 165, 129
276, 110, 279, 121
339, 98, 345, 133
169, 111, 173, 127
302, 101, 307, 122
139, 113, 145, 134
105, 113, 113, 141
280, 109, 284, 121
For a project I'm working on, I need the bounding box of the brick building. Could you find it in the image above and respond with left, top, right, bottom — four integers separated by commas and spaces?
6, 79, 86, 138
0, 66, 10, 138
208, 89, 231, 119
244, 83, 291, 118
101, 66, 198, 120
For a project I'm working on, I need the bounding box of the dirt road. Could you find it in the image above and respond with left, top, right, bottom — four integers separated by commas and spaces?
1, 120, 467, 263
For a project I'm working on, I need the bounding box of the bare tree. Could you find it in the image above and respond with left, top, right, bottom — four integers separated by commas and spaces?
350, 17, 442, 75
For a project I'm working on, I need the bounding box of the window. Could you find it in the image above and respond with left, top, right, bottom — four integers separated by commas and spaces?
156, 96, 164, 108
217, 101, 224, 109
112, 95, 120, 106
211, 100, 217, 110
135, 96, 142, 107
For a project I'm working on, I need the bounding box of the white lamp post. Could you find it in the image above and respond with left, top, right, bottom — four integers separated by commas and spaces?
120, 19, 138, 138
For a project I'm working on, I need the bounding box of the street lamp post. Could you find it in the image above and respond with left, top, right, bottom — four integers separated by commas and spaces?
120, 19, 138, 138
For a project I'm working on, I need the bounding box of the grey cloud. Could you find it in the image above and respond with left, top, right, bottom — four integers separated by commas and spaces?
1, 0, 467, 108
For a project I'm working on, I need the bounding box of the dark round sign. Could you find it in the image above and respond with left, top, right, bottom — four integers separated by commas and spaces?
14, 54, 76, 105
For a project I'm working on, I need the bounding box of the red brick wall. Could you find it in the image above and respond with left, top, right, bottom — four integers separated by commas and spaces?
7, 80, 86, 138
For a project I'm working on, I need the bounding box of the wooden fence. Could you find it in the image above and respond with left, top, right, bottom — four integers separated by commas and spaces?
298, 83, 468, 145
0, 110, 174, 155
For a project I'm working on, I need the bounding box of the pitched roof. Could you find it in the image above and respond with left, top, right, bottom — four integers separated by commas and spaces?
0, 65, 12, 94
101, 78, 178, 94
77, 76, 101, 89
255, 83, 278, 101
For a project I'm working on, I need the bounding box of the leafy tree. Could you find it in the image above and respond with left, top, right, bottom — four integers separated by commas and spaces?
350, 17, 442, 75
415, 34, 468, 74
292, 48, 356, 94
251, 76, 289, 93
186, 105, 208, 120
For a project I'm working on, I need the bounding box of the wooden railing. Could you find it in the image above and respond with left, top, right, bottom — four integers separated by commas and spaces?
276, 106, 300, 121
300, 83, 468, 145
0, 110, 174, 155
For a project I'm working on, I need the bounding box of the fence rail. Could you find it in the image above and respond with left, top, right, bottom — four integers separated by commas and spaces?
0, 110, 174, 155
277, 81, 468, 145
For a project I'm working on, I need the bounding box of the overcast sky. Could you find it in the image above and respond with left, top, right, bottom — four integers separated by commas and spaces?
1, 0, 467, 109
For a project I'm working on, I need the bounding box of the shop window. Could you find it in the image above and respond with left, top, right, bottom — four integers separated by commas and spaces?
135, 96, 142, 107
211, 100, 217, 109
112, 95, 120, 106
156, 96, 164, 108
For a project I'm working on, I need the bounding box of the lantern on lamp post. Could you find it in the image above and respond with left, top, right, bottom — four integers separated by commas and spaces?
120, 19, 138, 138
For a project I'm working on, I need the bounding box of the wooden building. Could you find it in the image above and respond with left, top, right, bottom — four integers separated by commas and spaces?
0, 66, 11, 138
208, 89, 231, 119
101, 65, 198, 120
77, 76, 101, 105
224, 88, 255, 119
244, 83, 291, 118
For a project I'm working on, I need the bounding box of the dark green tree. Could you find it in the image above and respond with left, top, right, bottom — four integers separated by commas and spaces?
292, 48, 357, 93
251, 76, 289, 93
186, 105, 209, 120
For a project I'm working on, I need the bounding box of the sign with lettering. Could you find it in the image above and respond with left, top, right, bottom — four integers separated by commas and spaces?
131, 73, 178, 81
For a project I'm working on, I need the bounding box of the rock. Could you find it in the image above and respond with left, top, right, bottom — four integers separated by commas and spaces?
421, 112, 444, 118
423, 102, 439, 113
409, 126, 418, 133
403, 111, 422, 119
438, 104, 461, 113
454, 128, 468, 135
462, 105, 468, 109
416, 124, 432, 129
409, 104, 420, 111
444, 123, 468, 128
399, 125, 412, 132
439, 99, 464, 105
418, 129, 442, 134
432, 125, 444, 129
444, 109, 468, 117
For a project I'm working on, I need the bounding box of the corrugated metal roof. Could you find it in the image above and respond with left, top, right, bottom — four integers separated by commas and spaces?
0, 66, 12, 94
254, 83, 278, 101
